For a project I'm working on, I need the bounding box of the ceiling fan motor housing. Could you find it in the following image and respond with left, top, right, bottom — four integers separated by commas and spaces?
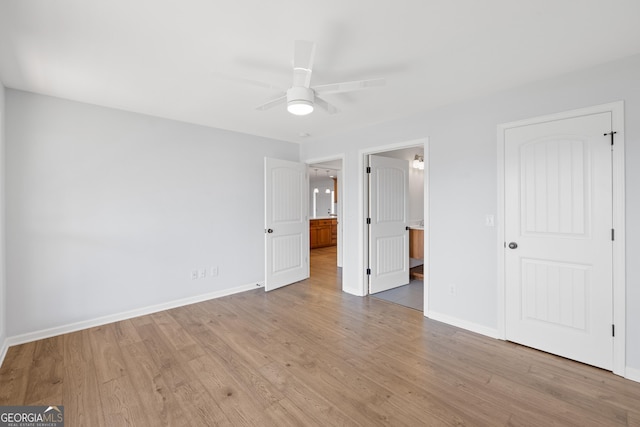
286, 87, 314, 115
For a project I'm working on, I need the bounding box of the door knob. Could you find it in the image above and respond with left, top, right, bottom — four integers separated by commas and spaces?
508, 242, 518, 249
267, 228, 274, 234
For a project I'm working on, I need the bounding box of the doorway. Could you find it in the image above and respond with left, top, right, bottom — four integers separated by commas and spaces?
307, 157, 344, 276
361, 140, 428, 313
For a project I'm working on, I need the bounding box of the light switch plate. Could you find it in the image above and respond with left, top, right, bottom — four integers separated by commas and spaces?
485, 214, 495, 227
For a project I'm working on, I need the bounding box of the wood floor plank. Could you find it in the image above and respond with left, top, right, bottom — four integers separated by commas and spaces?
87, 323, 128, 385
62, 330, 105, 427
260, 397, 323, 427
128, 317, 192, 392
119, 341, 192, 427
23, 335, 64, 406
149, 310, 206, 362
2, 245, 640, 426
257, 360, 362, 426
236, 306, 443, 425
187, 354, 274, 426
99, 374, 152, 426
112, 318, 143, 347
0, 341, 36, 405
170, 379, 232, 426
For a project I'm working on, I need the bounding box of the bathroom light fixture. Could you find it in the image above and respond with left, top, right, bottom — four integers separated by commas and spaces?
325, 188, 331, 194
412, 154, 425, 170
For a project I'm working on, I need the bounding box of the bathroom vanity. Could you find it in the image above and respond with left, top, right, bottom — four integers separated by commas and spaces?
310, 218, 338, 248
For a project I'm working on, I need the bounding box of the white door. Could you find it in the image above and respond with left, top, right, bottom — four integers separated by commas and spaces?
368, 155, 410, 294
264, 157, 309, 291
504, 112, 613, 369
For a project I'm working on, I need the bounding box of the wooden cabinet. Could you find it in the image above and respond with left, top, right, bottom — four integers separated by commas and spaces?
310, 218, 338, 249
331, 220, 337, 245
409, 228, 424, 260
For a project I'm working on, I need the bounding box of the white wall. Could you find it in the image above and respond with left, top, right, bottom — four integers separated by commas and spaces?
5, 90, 299, 338
301, 54, 640, 373
0, 82, 6, 360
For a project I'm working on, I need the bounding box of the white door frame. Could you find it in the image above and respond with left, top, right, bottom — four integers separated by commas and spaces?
358, 138, 430, 315
497, 101, 626, 376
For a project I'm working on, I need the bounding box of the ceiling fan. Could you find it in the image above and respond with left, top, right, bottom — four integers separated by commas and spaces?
256, 40, 385, 116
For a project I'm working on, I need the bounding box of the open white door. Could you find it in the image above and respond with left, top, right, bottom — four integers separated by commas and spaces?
368, 154, 410, 294
504, 112, 613, 369
264, 157, 309, 291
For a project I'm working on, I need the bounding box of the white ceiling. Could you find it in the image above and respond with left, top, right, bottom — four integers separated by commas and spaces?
1, 1, 639, 144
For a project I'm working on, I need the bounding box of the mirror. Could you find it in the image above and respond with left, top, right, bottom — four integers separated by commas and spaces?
308, 162, 341, 219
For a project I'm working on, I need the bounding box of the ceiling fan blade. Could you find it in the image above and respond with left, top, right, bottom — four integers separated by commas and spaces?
313, 78, 385, 95
256, 94, 287, 111
314, 96, 339, 114
293, 40, 316, 88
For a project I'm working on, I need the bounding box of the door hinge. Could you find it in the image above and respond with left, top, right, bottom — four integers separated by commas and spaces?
366, 217, 371, 224
366, 166, 371, 174
604, 131, 617, 146
612, 229, 615, 241
612, 324, 615, 337
366, 268, 371, 275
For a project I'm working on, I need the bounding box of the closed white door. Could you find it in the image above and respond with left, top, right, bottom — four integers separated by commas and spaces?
368, 155, 410, 294
504, 112, 613, 369
264, 158, 309, 291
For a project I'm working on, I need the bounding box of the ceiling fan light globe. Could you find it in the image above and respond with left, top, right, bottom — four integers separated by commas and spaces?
287, 100, 314, 116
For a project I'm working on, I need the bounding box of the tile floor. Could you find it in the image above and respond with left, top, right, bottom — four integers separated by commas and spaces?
370, 279, 424, 311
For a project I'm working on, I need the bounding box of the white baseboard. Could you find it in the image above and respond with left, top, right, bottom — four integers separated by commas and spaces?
344, 286, 366, 297
427, 310, 500, 339
5, 282, 261, 348
625, 366, 640, 383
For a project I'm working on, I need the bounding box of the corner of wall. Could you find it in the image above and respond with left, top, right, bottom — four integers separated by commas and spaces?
625, 367, 640, 384
0, 81, 6, 368
0, 334, 7, 368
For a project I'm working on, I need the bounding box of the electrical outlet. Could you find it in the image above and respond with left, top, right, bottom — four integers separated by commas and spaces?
199, 269, 206, 279
211, 266, 219, 277
191, 270, 198, 280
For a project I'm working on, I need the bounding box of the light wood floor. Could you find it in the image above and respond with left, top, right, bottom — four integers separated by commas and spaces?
2, 246, 640, 426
